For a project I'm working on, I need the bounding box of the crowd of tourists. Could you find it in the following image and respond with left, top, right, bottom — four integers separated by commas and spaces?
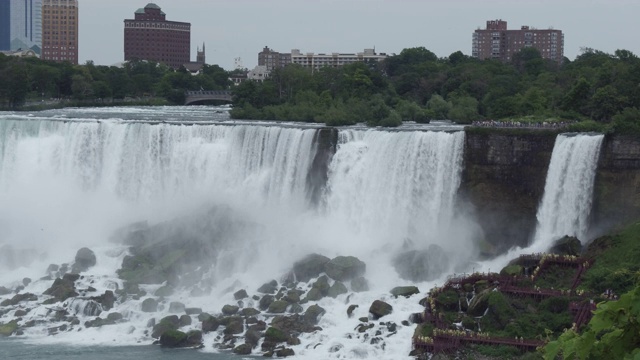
471, 120, 571, 128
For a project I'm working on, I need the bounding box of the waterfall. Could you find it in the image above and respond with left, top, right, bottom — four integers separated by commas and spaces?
324, 129, 466, 246
531, 133, 604, 251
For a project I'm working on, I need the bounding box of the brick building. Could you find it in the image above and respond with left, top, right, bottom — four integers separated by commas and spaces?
42, 0, 77, 63
124, 3, 190, 69
258, 46, 292, 72
472, 19, 564, 63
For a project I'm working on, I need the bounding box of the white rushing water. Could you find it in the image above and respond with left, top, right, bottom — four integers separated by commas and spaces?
530, 133, 604, 252
0, 108, 474, 359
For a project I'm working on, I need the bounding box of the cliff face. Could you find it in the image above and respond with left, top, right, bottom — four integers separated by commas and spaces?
461, 130, 640, 251
460, 130, 558, 251
592, 135, 640, 232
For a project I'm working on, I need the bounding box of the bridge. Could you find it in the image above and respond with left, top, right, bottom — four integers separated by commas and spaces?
184, 90, 233, 105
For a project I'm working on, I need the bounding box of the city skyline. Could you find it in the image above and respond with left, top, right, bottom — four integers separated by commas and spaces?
73, 0, 639, 69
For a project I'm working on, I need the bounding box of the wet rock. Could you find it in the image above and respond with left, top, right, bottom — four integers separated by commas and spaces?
390, 286, 420, 298
347, 304, 358, 318
233, 289, 248, 300
85, 317, 117, 328
223, 319, 244, 335
141, 298, 158, 312
0, 287, 10, 296
106, 312, 123, 322
293, 253, 330, 282
152, 315, 180, 338
1, 293, 38, 306
259, 295, 274, 311
393, 245, 449, 282
91, 290, 116, 311
43, 274, 79, 302
159, 329, 203, 348
72, 248, 96, 274
351, 277, 369, 292
200, 314, 220, 333
154, 285, 174, 297
288, 303, 303, 314
233, 343, 252, 355
467, 288, 493, 317
265, 327, 288, 343
245, 327, 262, 348
258, 280, 278, 294
325, 256, 366, 282
222, 304, 239, 315
550, 235, 582, 256
275, 348, 295, 357
241, 307, 260, 317
22, 278, 31, 287
14, 309, 28, 317
369, 300, 392, 320
328, 282, 348, 298
283, 290, 301, 303
179, 314, 192, 327
0, 320, 18, 336
304, 304, 326, 326
185, 307, 202, 315
268, 300, 288, 314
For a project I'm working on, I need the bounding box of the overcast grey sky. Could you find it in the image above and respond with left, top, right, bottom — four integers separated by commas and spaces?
79, 0, 640, 70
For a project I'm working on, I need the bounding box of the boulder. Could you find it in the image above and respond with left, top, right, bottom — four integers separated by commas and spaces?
288, 303, 303, 314
276, 348, 295, 357
324, 256, 366, 281
179, 314, 192, 327
550, 236, 582, 256
292, 253, 330, 282
221, 304, 239, 315
268, 300, 288, 314
233, 289, 248, 300
347, 304, 358, 318
390, 286, 420, 298
467, 288, 493, 317
305, 288, 323, 302
72, 247, 96, 273
257, 280, 278, 294
223, 319, 244, 335
141, 298, 158, 312
169, 302, 185, 313
154, 285, 174, 297
106, 312, 123, 322
152, 315, 180, 338
0, 286, 11, 296
0, 320, 18, 336
92, 290, 116, 311
241, 308, 261, 317
265, 327, 288, 343
201, 314, 220, 333
0, 293, 37, 306
44, 274, 79, 301
283, 290, 301, 303
351, 277, 369, 292
233, 343, 252, 355
393, 245, 449, 282
185, 307, 202, 315
259, 295, 275, 311
159, 330, 188, 347
328, 282, 348, 298
304, 304, 326, 325
245, 327, 262, 347
312, 275, 330, 295
369, 300, 392, 320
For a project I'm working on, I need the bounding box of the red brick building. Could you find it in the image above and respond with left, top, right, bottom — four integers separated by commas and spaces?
124, 3, 190, 69
42, 0, 79, 64
472, 19, 564, 63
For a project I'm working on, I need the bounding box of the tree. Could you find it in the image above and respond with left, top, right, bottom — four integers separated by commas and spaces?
544, 285, 640, 360
426, 94, 451, 119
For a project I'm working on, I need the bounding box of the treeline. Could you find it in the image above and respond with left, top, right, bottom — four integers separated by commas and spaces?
231, 47, 640, 130
0, 55, 231, 108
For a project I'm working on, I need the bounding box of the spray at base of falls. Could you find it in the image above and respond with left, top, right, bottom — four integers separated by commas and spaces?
0, 110, 475, 359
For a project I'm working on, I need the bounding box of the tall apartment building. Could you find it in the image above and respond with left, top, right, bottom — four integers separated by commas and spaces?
124, 3, 190, 69
258, 46, 387, 72
0, 0, 42, 55
42, 0, 78, 64
472, 19, 564, 63
258, 46, 292, 72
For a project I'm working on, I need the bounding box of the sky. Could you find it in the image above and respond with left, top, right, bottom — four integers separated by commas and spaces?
79, 0, 640, 70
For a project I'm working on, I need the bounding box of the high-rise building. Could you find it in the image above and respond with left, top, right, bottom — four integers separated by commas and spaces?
42, 0, 78, 64
124, 3, 191, 69
258, 46, 292, 72
472, 19, 564, 63
0, 0, 42, 55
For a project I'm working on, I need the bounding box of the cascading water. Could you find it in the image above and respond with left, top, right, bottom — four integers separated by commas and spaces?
530, 133, 604, 252
0, 108, 474, 360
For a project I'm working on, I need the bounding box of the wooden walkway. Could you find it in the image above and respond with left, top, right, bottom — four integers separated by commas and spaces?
413, 332, 544, 354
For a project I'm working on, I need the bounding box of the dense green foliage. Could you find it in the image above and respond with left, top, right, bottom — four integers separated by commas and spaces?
0, 55, 230, 108
543, 285, 640, 360
232, 47, 640, 130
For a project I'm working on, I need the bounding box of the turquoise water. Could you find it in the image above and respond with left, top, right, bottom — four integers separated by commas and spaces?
0, 338, 250, 360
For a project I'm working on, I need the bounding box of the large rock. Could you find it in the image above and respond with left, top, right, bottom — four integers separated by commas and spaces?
159, 329, 202, 348
268, 300, 288, 314
152, 315, 180, 338
0, 320, 18, 336
233, 343, 252, 355
293, 254, 330, 282
257, 280, 278, 294
549, 236, 582, 256
328, 282, 348, 298
324, 256, 366, 281
221, 304, 239, 315
200, 314, 220, 333
72, 247, 96, 273
0, 293, 38, 306
304, 304, 326, 326
390, 286, 420, 298
393, 245, 449, 282
369, 300, 392, 320
43, 274, 79, 301
141, 298, 158, 312
467, 288, 493, 317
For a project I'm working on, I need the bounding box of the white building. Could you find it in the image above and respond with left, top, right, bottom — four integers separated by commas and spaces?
247, 65, 269, 82
290, 48, 386, 71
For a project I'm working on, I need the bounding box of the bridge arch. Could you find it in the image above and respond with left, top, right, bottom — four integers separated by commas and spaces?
184, 90, 233, 105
